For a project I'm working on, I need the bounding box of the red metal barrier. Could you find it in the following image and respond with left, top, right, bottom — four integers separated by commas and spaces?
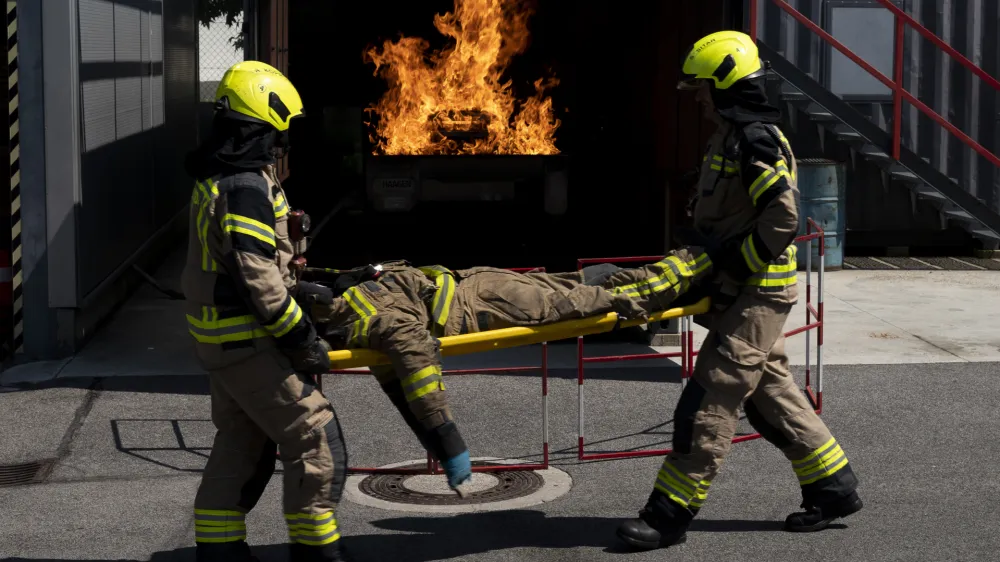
755, 0, 1000, 166
317, 266, 551, 476
575, 222, 826, 461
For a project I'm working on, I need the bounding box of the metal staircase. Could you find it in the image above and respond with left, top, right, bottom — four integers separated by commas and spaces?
760, 42, 1000, 250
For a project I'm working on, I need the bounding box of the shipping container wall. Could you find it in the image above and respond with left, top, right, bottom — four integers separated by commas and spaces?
75, 0, 197, 298
754, 0, 1000, 229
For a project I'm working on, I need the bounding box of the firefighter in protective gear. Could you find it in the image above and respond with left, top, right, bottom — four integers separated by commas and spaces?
181, 61, 350, 562
616, 31, 863, 551
302, 247, 714, 493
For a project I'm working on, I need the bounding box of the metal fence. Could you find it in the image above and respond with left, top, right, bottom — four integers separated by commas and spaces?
753, 0, 1000, 216
198, 13, 246, 102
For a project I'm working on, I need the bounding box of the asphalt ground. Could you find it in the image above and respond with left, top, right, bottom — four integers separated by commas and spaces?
2, 358, 999, 562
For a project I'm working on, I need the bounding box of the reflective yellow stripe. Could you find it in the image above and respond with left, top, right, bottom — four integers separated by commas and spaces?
748, 161, 792, 205
193, 180, 221, 272
792, 438, 850, 485
615, 260, 679, 298
689, 480, 711, 508
419, 266, 456, 334
195, 509, 244, 517
746, 245, 798, 287
221, 213, 276, 247
773, 129, 797, 181
186, 309, 269, 344
653, 460, 699, 507
343, 287, 377, 347
273, 194, 289, 218
613, 253, 711, 300
285, 512, 340, 546
793, 437, 836, 467
709, 154, 738, 173
689, 252, 713, 275
794, 444, 845, 477
194, 182, 219, 273
402, 365, 444, 401
740, 236, 766, 272
266, 299, 304, 338
194, 509, 246, 544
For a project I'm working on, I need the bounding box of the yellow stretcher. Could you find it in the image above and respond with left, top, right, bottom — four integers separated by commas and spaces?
326, 297, 712, 370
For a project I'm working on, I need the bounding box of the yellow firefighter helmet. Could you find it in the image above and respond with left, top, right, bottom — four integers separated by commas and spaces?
678, 30, 765, 91
214, 60, 304, 131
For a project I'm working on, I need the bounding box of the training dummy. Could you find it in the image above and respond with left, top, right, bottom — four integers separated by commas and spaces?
296, 246, 713, 496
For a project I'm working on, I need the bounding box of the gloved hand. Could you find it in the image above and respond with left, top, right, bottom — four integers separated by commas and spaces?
285, 336, 332, 375
611, 295, 648, 322
442, 450, 473, 497
296, 280, 334, 305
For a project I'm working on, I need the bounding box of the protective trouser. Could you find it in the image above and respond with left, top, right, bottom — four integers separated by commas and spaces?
318, 280, 471, 486
646, 292, 858, 525
193, 346, 347, 560
449, 246, 713, 334
370, 364, 468, 468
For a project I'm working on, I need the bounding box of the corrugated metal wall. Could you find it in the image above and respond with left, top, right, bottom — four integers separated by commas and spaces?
76, 0, 196, 298
755, 0, 1000, 217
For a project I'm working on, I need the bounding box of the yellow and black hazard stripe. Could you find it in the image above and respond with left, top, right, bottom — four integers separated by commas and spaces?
8, 1, 21, 354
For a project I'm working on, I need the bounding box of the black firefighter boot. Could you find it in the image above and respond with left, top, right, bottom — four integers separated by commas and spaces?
616, 490, 692, 551
785, 490, 864, 532
289, 541, 352, 562
195, 541, 258, 562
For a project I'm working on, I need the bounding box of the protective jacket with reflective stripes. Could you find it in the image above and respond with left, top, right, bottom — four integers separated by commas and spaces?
181, 165, 314, 369
692, 120, 800, 304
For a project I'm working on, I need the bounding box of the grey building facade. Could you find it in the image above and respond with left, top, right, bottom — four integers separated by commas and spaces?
12, 0, 198, 362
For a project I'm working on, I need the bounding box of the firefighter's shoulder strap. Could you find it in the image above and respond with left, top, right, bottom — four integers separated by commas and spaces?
217, 170, 270, 195
737, 122, 794, 168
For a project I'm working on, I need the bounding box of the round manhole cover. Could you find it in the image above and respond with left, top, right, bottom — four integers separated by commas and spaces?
344, 457, 572, 513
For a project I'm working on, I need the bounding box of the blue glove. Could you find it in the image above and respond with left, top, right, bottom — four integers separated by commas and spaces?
441, 450, 472, 488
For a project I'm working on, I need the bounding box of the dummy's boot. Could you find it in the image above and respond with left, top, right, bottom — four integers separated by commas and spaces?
421, 420, 474, 498
785, 490, 864, 532
195, 541, 258, 562
616, 491, 692, 551
289, 541, 352, 562
441, 449, 474, 498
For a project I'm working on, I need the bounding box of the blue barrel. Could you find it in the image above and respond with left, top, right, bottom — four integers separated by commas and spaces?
794, 159, 846, 270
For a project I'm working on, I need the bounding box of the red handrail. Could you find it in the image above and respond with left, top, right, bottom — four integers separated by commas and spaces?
872, 0, 1000, 93
754, 0, 1000, 169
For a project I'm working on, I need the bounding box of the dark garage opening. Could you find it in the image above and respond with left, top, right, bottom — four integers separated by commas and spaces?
282, 0, 734, 272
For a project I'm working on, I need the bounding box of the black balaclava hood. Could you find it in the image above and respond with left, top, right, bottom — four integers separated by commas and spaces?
184, 112, 279, 179
710, 75, 782, 126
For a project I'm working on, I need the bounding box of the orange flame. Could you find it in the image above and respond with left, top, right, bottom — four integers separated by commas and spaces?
365, 0, 561, 156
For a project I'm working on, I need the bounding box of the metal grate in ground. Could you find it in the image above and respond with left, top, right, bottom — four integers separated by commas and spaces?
0, 459, 54, 487
843, 257, 897, 270
878, 257, 931, 270
358, 460, 544, 505
844, 256, 1000, 271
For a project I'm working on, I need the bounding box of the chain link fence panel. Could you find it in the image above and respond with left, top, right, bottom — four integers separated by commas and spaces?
199, 14, 246, 102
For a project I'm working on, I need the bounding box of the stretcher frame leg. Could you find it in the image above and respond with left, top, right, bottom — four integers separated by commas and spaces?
574, 222, 826, 461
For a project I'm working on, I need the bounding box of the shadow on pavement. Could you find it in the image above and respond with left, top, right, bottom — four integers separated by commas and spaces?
360, 510, 788, 560
2, 363, 689, 398
0, 510, 795, 562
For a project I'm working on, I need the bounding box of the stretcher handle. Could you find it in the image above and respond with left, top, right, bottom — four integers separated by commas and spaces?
326, 297, 712, 370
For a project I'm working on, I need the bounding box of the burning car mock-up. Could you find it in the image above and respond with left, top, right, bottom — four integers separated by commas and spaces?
362, 0, 567, 215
